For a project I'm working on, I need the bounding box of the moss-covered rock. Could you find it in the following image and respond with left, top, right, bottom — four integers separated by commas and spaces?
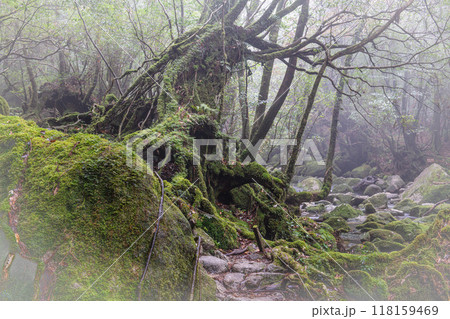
298, 177, 322, 192
356, 221, 383, 232
373, 240, 406, 253
363, 184, 382, 196
365, 212, 397, 225
323, 204, 361, 220
343, 270, 388, 300
298, 161, 326, 177
367, 229, 404, 243
323, 217, 350, 233
349, 164, 372, 178
383, 219, 425, 242
389, 262, 448, 300
402, 164, 450, 203
0, 115, 215, 300
365, 193, 388, 209
0, 96, 10, 116
305, 203, 326, 214
364, 202, 376, 215
331, 183, 352, 193
394, 198, 418, 213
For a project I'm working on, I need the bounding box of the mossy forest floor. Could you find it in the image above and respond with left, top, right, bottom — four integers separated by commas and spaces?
0, 115, 448, 301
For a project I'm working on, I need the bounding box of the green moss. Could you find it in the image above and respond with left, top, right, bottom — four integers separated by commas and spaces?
0, 116, 213, 300
331, 184, 352, 193
343, 270, 388, 300
389, 262, 448, 300
367, 229, 404, 243
356, 221, 383, 232
196, 213, 239, 249
365, 212, 396, 225
323, 217, 350, 233
0, 96, 10, 116
323, 204, 361, 220
364, 203, 376, 215
373, 240, 406, 252
383, 219, 425, 242
394, 198, 418, 213
305, 204, 326, 214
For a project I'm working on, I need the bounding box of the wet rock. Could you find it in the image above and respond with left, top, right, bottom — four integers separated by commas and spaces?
200, 256, 229, 274
364, 184, 382, 196
231, 261, 266, 274
353, 175, 377, 193
223, 273, 245, 290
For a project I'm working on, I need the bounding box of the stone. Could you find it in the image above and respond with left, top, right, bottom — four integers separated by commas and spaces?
364, 203, 376, 215
402, 164, 450, 203
200, 256, 229, 274
323, 203, 361, 220
367, 229, 404, 243
298, 177, 322, 192
243, 272, 285, 289
223, 273, 245, 290
373, 240, 406, 252
194, 227, 216, 253
386, 175, 405, 193
349, 164, 372, 178
364, 184, 382, 196
366, 193, 388, 208
231, 261, 266, 274
331, 184, 353, 193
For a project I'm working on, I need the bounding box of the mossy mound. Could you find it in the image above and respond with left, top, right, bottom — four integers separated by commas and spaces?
305, 204, 326, 214
373, 240, 406, 253
0, 96, 9, 116
343, 270, 388, 300
323, 204, 361, 220
389, 262, 447, 300
367, 229, 404, 243
383, 219, 425, 242
365, 212, 397, 225
356, 221, 383, 232
323, 217, 350, 233
0, 115, 215, 300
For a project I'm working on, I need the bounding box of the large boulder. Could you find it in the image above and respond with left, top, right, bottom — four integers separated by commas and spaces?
0, 115, 216, 300
402, 164, 450, 203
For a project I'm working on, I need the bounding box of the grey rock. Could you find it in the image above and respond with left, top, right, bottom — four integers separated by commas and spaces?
200, 256, 229, 274
266, 263, 286, 273
243, 272, 285, 289
386, 175, 406, 193
232, 261, 266, 274
223, 273, 245, 290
